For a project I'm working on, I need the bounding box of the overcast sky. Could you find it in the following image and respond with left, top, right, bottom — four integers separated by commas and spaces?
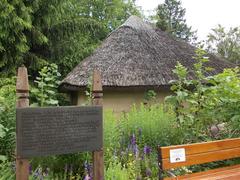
135, 0, 240, 41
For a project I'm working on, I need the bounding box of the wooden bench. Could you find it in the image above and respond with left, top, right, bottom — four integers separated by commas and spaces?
158, 138, 240, 180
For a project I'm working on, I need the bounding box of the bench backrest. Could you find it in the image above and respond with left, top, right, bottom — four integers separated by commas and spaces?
158, 138, 240, 170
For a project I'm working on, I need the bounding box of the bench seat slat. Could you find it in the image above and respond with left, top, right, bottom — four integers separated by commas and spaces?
164, 164, 240, 180
161, 146, 240, 169
160, 138, 240, 159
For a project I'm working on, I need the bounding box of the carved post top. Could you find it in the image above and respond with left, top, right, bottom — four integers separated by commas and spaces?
92, 70, 102, 93
16, 66, 29, 93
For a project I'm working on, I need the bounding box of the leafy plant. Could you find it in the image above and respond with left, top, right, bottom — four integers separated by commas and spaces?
0, 161, 14, 180
105, 161, 133, 180
83, 75, 93, 106
0, 77, 16, 160
165, 48, 240, 143
206, 68, 240, 138
31, 63, 61, 107
144, 90, 157, 103
0, 78, 16, 177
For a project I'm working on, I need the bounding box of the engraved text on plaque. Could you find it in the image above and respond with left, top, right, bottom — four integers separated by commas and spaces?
16, 106, 102, 158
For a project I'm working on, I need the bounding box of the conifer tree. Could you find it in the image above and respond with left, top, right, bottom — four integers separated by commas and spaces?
0, 0, 141, 77
156, 0, 196, 42
0, 0, 62, 76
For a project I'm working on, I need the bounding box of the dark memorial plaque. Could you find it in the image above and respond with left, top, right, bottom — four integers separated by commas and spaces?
16, 106, 102, 158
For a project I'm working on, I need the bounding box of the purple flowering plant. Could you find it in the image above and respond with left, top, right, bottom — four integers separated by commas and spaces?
105, 126, 157, 179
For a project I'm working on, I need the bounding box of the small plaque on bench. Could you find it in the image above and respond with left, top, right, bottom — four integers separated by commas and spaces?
170, 148, 186, 163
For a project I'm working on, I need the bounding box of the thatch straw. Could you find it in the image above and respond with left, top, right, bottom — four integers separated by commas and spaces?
60, 16, 235, 91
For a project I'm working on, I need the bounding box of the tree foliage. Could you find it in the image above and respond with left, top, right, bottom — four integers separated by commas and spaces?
58, 0, 141, 31
0, 0, 32, 75
0, 0, 141, 77
0, 0, 63, 77
155, 0, 196, 42
46, 0, 141, 76
166, 49, 240, 142
206, 25, 240, 64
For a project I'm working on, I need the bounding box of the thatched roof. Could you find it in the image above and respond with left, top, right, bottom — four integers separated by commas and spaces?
60, 16, 234, 91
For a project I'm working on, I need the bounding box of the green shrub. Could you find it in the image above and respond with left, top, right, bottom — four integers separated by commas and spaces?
105, 161, 134, 180
104, 104, 180, 179
0, 77, 16, 160
119, 104, 181, 147
166, 48, 240, 143
0, 161, 14, 180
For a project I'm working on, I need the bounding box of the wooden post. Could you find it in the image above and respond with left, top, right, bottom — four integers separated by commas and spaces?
16, 66, 30, 180
92, 70, 104, 180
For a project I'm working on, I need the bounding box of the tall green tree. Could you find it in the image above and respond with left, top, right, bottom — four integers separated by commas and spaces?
0, 0, 32, 75
46, 0, 141, 76
0, 0, 63, 77
0, 0, 141, 77
206, 25, 240, 64
155, 0, 196, 42
58, 0, 141, 30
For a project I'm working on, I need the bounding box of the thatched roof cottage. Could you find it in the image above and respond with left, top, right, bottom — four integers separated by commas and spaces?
60, 16, 234, 113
